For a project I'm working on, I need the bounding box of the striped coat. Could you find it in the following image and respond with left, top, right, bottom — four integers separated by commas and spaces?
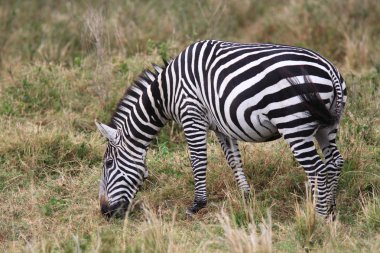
96, 40, 346, 219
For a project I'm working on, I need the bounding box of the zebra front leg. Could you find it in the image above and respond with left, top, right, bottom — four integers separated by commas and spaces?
215, 132, 251, 200
183, 126, 208, 215
283, 130, 330, 217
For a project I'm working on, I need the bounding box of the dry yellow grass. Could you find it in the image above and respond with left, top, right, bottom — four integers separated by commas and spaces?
0, 0, 379, 252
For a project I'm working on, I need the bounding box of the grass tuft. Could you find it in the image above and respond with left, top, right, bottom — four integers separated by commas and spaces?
294, 183, 324, 252
359, 193, 380, 231
218, 208, 272, 253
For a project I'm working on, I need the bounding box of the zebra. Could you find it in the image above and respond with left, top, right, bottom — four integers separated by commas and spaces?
96, 40, 347, 219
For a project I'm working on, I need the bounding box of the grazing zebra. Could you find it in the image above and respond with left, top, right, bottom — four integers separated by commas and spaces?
96, 40, 347, 219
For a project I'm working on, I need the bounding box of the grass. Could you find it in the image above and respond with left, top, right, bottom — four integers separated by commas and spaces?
0, 0, 379, 252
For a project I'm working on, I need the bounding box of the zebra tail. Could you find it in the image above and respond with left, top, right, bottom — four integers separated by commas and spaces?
287, 75, 338, 128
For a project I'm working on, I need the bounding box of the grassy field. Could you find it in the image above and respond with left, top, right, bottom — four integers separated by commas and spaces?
0, 0, 379, 252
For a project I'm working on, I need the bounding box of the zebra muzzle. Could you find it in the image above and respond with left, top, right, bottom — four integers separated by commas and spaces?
100, 197, 129, 219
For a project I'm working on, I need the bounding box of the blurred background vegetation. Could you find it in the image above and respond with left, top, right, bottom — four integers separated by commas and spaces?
0, 0, 379, 252
1, 0, 379, 69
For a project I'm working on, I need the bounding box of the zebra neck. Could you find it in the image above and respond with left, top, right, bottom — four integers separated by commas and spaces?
119, 84, 167, 151
111, 67, 171, 157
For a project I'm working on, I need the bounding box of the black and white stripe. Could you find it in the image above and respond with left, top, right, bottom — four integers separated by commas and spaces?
96, 40, 347, 218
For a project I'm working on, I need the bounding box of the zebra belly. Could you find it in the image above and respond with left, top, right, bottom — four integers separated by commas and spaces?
209, 110, 280, 142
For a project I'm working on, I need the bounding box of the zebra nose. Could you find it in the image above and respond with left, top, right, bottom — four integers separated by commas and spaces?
100, 195, 111, 217
100, 199, 129, 219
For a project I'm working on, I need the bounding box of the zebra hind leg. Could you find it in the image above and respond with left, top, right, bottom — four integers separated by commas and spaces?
316, 126, 344, 221
282, 127, 330, 217
215, 132, 251, 201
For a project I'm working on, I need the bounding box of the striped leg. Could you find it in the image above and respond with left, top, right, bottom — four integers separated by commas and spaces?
215, 132, 251, 199
316, 126, 344, 219
181, 113, 209, 215
282, 128, 330, 216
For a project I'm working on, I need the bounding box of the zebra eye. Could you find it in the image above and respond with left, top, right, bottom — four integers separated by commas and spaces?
105, 159, 113, 168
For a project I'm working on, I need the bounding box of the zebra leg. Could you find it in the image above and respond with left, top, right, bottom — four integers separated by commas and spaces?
282, 128, 330, 216
215, 132, 251, 200
182, 122, 209, 215
315, 126, 344, 219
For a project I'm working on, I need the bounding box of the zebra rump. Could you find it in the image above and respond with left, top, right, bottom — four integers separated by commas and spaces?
286, 74, 338, 128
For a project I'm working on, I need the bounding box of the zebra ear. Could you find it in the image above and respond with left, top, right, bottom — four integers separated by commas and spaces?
95, 121, 118, 142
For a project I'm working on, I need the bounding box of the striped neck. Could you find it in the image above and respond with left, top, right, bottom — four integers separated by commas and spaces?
110, 66, 168, 151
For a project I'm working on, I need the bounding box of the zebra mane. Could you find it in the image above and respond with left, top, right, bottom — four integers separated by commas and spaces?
109, 60, 171, 128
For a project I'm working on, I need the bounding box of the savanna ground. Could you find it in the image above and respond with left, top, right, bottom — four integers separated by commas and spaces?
0, 0, 379, 252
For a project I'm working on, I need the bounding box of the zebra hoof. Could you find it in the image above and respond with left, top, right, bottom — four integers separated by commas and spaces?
326, 205, 337, 222
185, 209, 195, 219
326, 212, 336, 223
186, 200, 207, 216
329, 206, 336, 221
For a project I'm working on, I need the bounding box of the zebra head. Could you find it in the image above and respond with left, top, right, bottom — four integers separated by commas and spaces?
95, 121, 147, 218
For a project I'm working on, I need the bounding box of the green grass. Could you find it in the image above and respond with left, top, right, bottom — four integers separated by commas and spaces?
0, 0, 379, 252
